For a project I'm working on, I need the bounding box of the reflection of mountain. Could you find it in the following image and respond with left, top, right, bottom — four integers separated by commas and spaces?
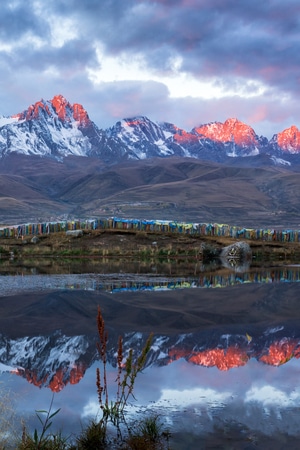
1, 281, 300, 390
1, 325, 300, 391
16, 362, 88, 392
0, 333, 96, 392
168, 332, 300, 370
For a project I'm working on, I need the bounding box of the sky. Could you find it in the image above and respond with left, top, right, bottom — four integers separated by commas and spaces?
1, 0, 300, 138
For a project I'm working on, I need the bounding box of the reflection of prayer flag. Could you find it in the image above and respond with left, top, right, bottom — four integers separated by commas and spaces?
246, 333, 252, 343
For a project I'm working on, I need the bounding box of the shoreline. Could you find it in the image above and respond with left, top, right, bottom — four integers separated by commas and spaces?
0, 228, 299, 262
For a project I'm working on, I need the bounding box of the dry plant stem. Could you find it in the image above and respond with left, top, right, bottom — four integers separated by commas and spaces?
96, 306, 109, 408
116, 335, 123, 403
119, 334, 153, 413
96, 305, 153, 420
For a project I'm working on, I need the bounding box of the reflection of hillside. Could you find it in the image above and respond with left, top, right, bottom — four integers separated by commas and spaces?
1, 267, 300, 297
2, 327, 300, 391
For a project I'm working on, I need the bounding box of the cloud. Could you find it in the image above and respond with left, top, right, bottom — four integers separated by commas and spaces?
1, 38, 97, 72
49, 0, 300, 92
245, 385, 300, 407
0, 0, 300, 137
155, 386, 232, 408
0, 0, 49, 42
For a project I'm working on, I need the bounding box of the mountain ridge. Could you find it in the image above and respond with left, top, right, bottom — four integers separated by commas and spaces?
0, 94, 300, 164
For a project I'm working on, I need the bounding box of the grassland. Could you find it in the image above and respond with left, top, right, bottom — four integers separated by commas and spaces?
0, 228, 299, 264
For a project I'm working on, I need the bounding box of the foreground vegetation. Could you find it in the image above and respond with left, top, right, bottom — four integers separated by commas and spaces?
1, 307, 170, 450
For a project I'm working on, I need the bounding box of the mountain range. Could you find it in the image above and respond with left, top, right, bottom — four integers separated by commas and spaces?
1, 94, 300, 226
1, 94, 300, 163
1, 327, 298, 392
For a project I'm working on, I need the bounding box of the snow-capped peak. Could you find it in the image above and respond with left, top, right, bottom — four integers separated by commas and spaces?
0, 95, 298, 164
0, 116, 20, 127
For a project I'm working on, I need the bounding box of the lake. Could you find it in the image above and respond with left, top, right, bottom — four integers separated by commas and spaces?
1, 257, 300, 448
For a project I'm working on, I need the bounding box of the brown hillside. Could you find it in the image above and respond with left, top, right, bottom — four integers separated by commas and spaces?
0, 154, 299, 227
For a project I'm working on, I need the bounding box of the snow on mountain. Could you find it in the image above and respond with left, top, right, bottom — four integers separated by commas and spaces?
194, 118, 258, 146
0, 116, 19, 127
107, 116, 179, 159
0, 95, 298, 165
0, 95, 93, 158
271, 155, 291, 166
0, 95, 129, 162
271, 125, 300, 153
1, 325, 298, 391
0, 332, 92, 392
193, 118, 263, 157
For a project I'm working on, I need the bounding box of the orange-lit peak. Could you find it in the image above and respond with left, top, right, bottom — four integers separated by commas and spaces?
13, 95, 91, 126
124, 118, 146, 127
13, 362, 87, 392
51, 95, 90, 125
73, 103, 90, 126
47, 363, 87, 391
15, 367, 48, 388
168, 346, 249, 371
259, 339, 298, 366
189, 347, 249, 371
14, 100, 51, 121
69, 362, 86, 385
277, 125, 300, 152
194, 118, 258, 146
51, 94, 71, 121
48, 363, 87, 391
173, 128, 198, 144
48, 368, 67, 392
168, 123, 199, 144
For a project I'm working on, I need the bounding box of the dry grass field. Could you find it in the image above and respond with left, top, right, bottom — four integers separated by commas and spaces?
0, 228, 299, 264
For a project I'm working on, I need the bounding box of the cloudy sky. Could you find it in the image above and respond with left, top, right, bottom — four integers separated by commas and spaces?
1, 0, 300, 138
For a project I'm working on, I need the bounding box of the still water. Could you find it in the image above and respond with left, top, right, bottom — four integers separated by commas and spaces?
1, 258, 300, 447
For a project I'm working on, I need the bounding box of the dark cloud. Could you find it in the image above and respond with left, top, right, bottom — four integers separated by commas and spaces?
0, 0, 50, 41
0, 0, 300, 138
1, 39, 97, 71
47, 0, 300, 96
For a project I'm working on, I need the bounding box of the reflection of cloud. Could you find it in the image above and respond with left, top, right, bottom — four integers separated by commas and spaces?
245, 385, 300, 407
155, 387, 232, 408
82, 399, 101, 419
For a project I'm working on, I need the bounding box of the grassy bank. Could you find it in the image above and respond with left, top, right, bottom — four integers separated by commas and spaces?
0, 229, 300, 262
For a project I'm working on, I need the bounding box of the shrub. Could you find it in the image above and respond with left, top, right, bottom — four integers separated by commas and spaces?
75, 420, 106, 449
125, 415, 170, 450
